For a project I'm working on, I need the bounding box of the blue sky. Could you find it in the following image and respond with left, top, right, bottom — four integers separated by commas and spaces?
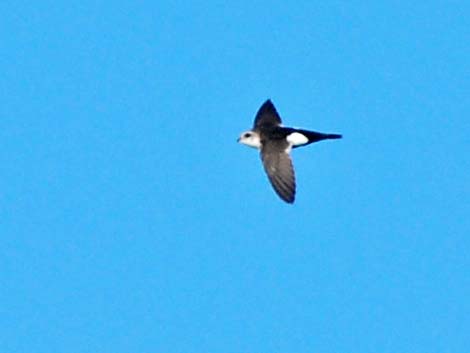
1, 1, 469, 352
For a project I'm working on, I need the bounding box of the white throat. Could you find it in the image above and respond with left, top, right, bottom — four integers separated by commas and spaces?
238, 131, 262, 149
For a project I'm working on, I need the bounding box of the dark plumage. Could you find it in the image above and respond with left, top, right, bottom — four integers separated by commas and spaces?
238, 99, 341, 203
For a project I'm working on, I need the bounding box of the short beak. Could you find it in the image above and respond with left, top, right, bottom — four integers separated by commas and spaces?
236, 137, 240, 143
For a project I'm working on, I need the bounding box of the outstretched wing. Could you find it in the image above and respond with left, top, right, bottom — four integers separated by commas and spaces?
253, 99, 282, 129
260, 140, 296, 203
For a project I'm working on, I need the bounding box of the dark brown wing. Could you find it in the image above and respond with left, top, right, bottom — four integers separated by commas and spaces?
253, 100, 282, 129
260, 140, 296, 203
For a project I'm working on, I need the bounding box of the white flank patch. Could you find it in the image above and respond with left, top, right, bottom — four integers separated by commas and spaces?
287, 132, 308, 146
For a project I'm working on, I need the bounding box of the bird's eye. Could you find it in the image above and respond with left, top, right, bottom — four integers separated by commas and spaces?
244, 133, 251, 138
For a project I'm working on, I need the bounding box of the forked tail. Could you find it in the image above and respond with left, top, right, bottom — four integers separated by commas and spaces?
301, 130, 342, 144
324, 133, 342, 139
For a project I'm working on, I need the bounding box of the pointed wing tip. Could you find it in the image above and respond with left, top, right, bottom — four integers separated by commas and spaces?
254, 99, 282, 128
272, 188, 295, 204
283, 197, 295, 204
259, 99, 275, 110
271, 180, 296, 204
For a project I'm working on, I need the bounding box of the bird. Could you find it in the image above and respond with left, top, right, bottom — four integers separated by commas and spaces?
237, 99, 341, 204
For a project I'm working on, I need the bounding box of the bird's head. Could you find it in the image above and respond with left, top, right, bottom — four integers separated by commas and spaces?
237, 130, 261, 149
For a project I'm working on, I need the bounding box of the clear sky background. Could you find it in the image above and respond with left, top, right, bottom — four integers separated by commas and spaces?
1, 1, 469, 352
